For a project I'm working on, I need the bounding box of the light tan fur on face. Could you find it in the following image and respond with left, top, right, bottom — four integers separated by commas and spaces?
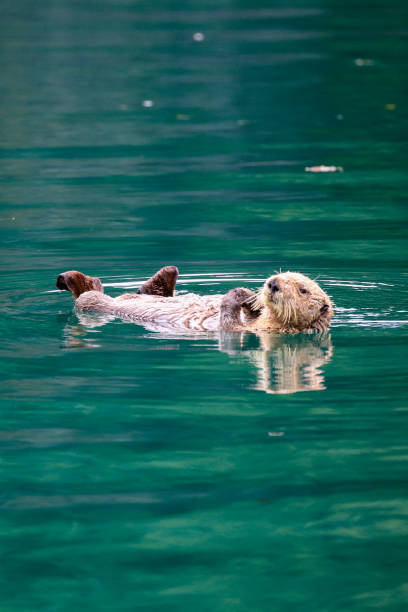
246, 272, 333, 333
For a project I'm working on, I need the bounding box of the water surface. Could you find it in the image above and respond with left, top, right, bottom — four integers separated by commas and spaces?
1, 0, 408, 610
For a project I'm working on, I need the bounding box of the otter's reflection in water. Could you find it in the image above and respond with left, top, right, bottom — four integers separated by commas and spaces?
61, 311, 114, 349
62, 312, 333, 395
219, 331, 333, 394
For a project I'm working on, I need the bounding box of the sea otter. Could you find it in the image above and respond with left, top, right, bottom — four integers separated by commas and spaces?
56, 266, 333, 333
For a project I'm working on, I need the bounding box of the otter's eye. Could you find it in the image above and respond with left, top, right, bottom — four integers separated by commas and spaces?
299, 287, 308, 295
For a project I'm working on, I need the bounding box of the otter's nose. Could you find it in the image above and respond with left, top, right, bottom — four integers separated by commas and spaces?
268, 279, 280, 292
56, 274, 68, 291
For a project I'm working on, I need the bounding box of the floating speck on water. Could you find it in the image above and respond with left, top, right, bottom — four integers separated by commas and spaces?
142, 100, 154, 108
305, 165, 344, 173
119, 104, 128, 110
336, 114, 344, 120
193, 32, 205, 42
11, 217, 15, 221
268, 432, 285, 437
385, 103, 396, 111
176, 114, 191, 121
354, 58, 373, 66
237, 119, 249, 126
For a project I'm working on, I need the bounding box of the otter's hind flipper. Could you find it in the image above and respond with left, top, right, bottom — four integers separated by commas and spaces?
137, 266, 179, 297
56, 271, 104, 298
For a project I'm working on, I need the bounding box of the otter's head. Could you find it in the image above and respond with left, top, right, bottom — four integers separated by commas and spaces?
258, 272, 333, 332
56, 270, 104, 299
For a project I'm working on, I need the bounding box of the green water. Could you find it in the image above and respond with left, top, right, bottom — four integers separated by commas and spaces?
1, 0, 408, 610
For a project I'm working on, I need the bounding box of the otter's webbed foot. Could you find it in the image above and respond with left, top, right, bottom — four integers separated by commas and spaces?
137, 265, 179, 297
56, 271, 104, 298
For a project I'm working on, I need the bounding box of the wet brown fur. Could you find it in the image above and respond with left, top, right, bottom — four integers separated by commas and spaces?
57, 266, 178, 300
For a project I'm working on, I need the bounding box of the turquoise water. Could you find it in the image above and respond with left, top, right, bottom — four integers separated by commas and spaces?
1, 1, 408, 610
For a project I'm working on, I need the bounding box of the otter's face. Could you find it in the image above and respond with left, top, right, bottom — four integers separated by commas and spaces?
56, 270, 104, 299
261, 272, 333, 331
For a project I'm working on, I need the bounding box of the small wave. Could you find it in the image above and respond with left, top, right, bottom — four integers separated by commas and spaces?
102, 273, 265, 291
333, 307, 408, 328
322, 279, 394, 290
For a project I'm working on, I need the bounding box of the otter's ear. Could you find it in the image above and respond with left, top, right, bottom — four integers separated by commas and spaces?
242, 298, 262, 319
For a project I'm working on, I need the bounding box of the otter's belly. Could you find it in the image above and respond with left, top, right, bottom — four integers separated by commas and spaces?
77, 292, 223, 332
114, 293, 223, 331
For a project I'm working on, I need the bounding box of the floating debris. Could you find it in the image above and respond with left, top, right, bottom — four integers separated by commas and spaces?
354, 58, 374, 66
305, 165, 343, 173
385, 103, 396, 111
193, 32, 205, 41
176, 114, 191, 121
268, 432, 285, 437
119, 104, 128, 111
142, 100, 154, 108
